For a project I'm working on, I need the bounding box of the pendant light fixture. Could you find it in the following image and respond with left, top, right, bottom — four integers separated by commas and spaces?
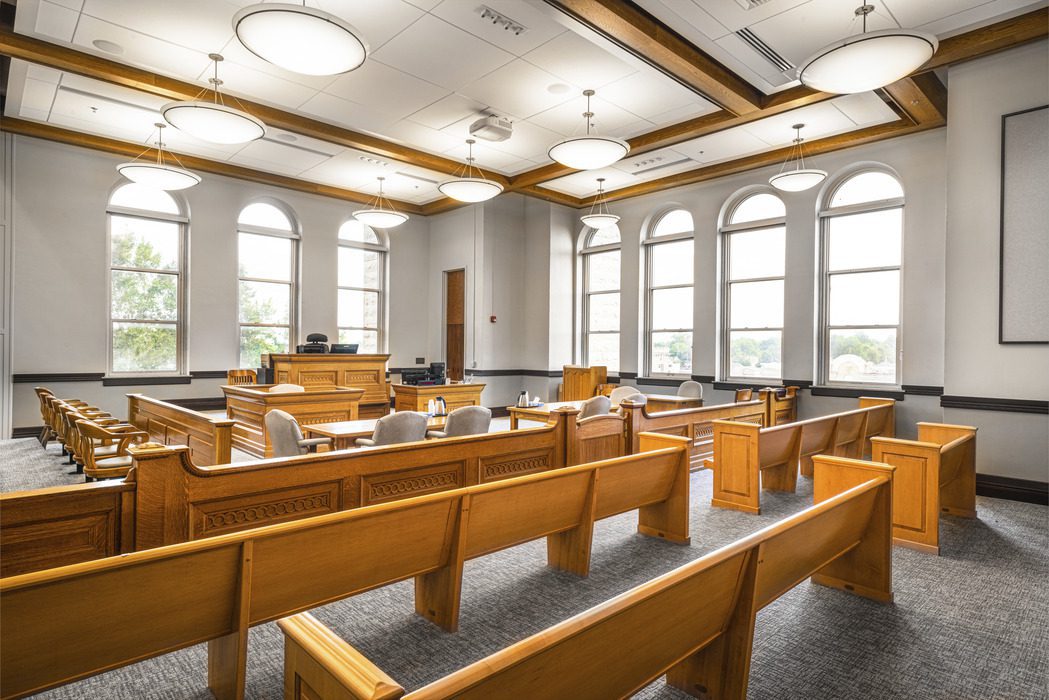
233, 2, 368, 76
797, 4, 938, 94
548, 90, 629, 170
116, 123, 201, 191
580, 178, 620, 229
353, 177, 409, 228
161, 54, 266, 145
768, 123, 827, 193
438, 139, 504, 203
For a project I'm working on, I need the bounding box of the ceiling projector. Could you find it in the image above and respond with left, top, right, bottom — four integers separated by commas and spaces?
469, 115, 513, 142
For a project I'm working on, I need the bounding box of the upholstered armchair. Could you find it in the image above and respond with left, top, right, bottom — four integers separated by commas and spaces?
355, 411, 428, 447
265, 409, 332, 457
577, 395, 612, 419
427, 406, 492, 439
608, 385, 641, 406
677, 380, 703, 399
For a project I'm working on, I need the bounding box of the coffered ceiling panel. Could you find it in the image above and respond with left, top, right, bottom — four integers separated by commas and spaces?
324, 60, 449, 122
597, 71, 718, 123
406, 94, 490, 131
523, 30, 637, 88
457, 58, 578, 121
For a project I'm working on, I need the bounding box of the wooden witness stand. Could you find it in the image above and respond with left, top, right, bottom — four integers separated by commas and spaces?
275, 454, 895, 700
0, 435, 691, 700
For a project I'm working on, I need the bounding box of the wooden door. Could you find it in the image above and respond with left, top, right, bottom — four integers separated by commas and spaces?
445, 269, 465, 381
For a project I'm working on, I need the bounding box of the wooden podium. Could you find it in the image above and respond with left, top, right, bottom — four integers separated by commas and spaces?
262, 353, 390, 418
391, 383, 485, 414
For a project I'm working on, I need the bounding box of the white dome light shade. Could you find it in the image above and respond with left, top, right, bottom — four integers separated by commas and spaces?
549, 135, 629, 170
353, 209, 408, 229
233, 4, 368, 76
116, 162, 201, 191
438, 177, 504, 203
798, 29, 938, 94
769, 168, 827, 192
161, 100, 266, 144
580, 213, 620, 229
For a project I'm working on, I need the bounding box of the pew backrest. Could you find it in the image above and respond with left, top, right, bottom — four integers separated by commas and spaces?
127, 393, 234, 466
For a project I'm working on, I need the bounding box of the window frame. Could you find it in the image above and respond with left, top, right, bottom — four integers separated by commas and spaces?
580, 226, 621, 372
106, 187, 189, 376
643, 209, 695, 378
337, 222, 388, 354
719, 191, 786, 383
237, 200, 300, 368
817, 168, 905, 388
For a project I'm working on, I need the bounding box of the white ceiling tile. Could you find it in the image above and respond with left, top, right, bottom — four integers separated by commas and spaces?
22, 78, 60, 115
401, 0, 442, 11
324, 60, 448, 121
33, 0, 80, 41
80, 0, 238, 54
26, 63, 63, 84
910, 0, 1043, 35
50, 85, 161, 135
48, 0, 85, 10
430, 0, 568, 56
228, 154, 309, 177
406, 94, 489, 130
632, 0, 732, 39
597, 71, 717, 122
713, 32, 794, 86
212, 38, 341, 91
458, 59, 578, 121
443, 116, 561, 162
300, 151, 390, 190
540, 166, 640, 197
673, 127, 771, 165
680, 0, 814, 34
233, 139, 333, 172
881, 0, 997, 28
305, 0, 426, 52
372, 14, 514, 91
830, 93, 900, 126
749, 0, 901, 66
740, 101, 857, 145
193, 60, 319, 111
441, 141, 522, 173
523, 31, 636, 89
57, 72, 168, 111
527, 94, 643, 137
648, 101, 725, 127
71, 14, 213, 82
382, 120, 463, 155
299, 92, 398, 135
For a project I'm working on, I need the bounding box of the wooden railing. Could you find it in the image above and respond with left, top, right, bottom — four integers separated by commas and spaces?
127, 393, 234, 466
275, 454, 895, 700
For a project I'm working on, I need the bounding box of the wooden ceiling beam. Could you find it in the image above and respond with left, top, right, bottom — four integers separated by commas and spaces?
881, 73, 948, 127
918, 7, 1048, 73
0, 118, 428, 214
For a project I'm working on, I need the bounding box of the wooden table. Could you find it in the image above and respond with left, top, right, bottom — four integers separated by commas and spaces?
644, 394, 703, 412
303, 416, 447, 450
391, 382, 485, 413
508, 400, 584, 429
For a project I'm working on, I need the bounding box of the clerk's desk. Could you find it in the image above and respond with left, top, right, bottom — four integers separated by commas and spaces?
262, 353, 390, 418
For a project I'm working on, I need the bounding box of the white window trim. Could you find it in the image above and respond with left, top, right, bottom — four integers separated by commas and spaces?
237, 207, 300, 367
580, 228, 621, 371
337, 229, 388, 353
643, 213, 695, 378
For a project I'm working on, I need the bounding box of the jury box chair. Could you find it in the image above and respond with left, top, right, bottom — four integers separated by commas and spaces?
427, 405, 492, 439
265, 409, 332, 457
608, 385, 641, 406
677, 380, 703, 399
578, 395, 612, 419
226, 369, 257, 385
355, 411, 428, 447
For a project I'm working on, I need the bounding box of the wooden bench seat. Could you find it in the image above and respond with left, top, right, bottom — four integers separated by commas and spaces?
276, 454, 895, 700
0, 433, 689, 700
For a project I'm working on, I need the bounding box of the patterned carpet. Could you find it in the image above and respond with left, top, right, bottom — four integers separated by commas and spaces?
3, 437, 1047, 699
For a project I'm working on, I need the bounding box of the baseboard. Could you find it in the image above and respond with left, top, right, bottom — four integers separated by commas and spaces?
11, 426, 41, 439
941, 395, 1049, 414
976, 474, 1048, 505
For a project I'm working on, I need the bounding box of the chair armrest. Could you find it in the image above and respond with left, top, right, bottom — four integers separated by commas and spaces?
425, 430, 448, 439
354, 438, 376, 447
298, 437, 332, 453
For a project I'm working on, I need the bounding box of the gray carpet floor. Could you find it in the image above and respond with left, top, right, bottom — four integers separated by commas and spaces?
3, 437, 1047, 699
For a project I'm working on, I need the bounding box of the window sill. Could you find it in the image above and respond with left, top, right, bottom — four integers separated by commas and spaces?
636, 376, 690, 387
810, 385, 904, 400
102, 375, 192, 387
713, 380, 783, 391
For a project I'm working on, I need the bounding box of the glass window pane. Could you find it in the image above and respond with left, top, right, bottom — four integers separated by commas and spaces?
729, 280, 784, 329
238, 202, 293, 230
240, 326, 289, 368
239, 233, 293, 281
338, 328, 378, 354
587, 250, 620, 292
728, 226, 785, 280
827, 209, 902, 271
829, 271, 900, 325
111, 270, 178, 321
109, 183, 180, 215
652, 209, 693, 237
650, 332, 692, 374
730, 193, 784, 224
586, 225, 620, 248
650, 240, 693, 286
728, 330, 782, 379
830, 172, 903, 208
828, 328, 897, 384
651, 287, 693, 330
239, 281, 291, 324
588, 293, 620, 332
112, 322, 177, 372
111, 217, 180, 270
338, 289, 379, 328
338, 247, 381, 288
587, 333, 619, 373
338, 220, 379, 244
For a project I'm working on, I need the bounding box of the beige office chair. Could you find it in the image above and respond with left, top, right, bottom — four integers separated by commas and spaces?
269, 383, 306, 394
677, 380, 703, 399
355, 411, 428, 447
427, 406, 492, 439
265, 409, 332, 457
578, 395, 611, 419
608, 385, 641, 406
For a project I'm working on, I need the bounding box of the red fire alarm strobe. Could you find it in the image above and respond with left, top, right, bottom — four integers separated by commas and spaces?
489, 315, 497, 323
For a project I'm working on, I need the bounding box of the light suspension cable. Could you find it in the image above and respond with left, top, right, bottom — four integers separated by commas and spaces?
116, 123, 202, 190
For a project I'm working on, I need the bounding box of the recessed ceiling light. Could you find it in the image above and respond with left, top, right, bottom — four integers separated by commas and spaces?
547, 83, 571, 95
359, 155, 389, 167
92, 39, 124, 55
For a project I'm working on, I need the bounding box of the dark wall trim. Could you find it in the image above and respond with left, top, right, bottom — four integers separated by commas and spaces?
165, 397, 227, 411
713, 380, 782, 392
783, 379, 814, 389
902, 384, 945, 396
941, 395, 1048, 414
636, 376, 685, 388
619, 371, 638, 380
12, 372, 105, 384
189, 370, 228, 379
692, 374, 715, 383
976, 474, 1048, 505
11, 426, 41, 439
466, 368, 564, 378
810, 386, 905, 400
102, 376, 192, 387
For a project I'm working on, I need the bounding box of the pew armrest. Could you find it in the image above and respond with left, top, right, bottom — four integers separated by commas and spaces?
355, 438, 376, 447
278, 613, 405, 700
426, 430, 448, 439
298, 437, 332, 453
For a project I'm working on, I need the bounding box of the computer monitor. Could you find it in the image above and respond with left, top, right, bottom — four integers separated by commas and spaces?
330, 343, 359, 354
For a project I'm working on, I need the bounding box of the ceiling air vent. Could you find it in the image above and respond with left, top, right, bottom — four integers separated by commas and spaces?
735, 0, 777, 9
734, 27, 794, 72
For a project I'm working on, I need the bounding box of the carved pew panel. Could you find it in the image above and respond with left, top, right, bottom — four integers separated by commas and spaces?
127, 393, 234, 466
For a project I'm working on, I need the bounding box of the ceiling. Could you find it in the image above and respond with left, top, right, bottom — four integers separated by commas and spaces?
2, 0, 1046, 210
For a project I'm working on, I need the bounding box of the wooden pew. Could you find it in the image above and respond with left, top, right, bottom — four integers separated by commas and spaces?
763, 385, 799, 425
872, 423, 977, 554
276, 454, 895, 700
0, 434, 690, 700
127, 393, 234, 466
711, 398, 895, 514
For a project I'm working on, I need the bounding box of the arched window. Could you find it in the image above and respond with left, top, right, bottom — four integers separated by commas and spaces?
819, 169, 904, 385
237, 201, 299, 368
720, 191, 785, 381
580, 225, 621, 372
338, 220, 387, 353
107, 183, 187, 374
644, 209, 694, 376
